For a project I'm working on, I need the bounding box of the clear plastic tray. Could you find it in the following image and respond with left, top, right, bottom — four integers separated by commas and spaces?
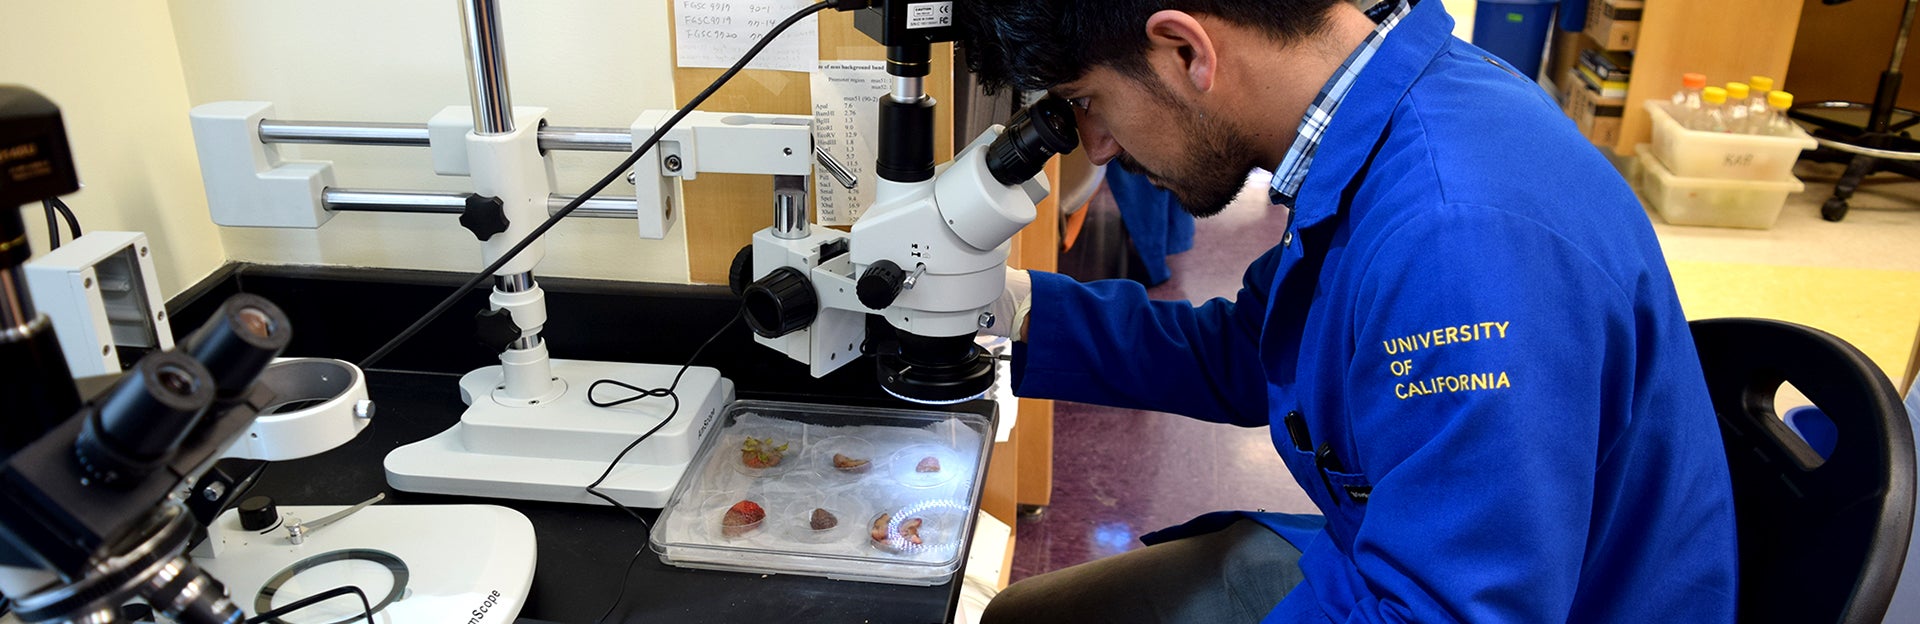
650, 400, 996, 586
1645, 100, 1817, 182
1636, 144, 1804, 230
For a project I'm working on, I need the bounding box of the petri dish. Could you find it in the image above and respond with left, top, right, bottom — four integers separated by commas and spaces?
890, 444, 962, 489
813, 436, 879, 477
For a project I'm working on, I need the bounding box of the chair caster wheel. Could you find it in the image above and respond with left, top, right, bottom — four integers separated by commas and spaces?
1822, 197, 1850, 222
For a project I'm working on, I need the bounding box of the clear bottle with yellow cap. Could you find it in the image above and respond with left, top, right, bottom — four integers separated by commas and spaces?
1725, 83, 1753, 134
1689, 86, 1732, 132
1747, 76, 1776, 127
1764, 91, 1797, 137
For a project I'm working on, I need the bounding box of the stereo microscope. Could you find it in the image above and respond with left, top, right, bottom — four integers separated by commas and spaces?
732, 0, 1080, 405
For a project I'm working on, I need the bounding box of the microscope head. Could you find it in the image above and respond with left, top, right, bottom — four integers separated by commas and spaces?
864, 96, 1077, 404
733, 65, 1077, 405
1, 85, 81, 272
0, 86, 80, 209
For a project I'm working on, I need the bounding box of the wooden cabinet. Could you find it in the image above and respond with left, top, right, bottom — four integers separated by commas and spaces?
1564, 0, 1805, 157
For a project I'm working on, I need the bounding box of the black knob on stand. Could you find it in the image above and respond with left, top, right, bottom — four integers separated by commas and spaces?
238, 495, 280, 531
460, 194, 511, 241
857, 260, 907, 310
474, 308, 523, 351
729, 245, 755, 297
742, 268, 817, 339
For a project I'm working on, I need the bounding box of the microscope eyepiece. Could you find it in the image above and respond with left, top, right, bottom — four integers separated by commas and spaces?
180, 294, 292, 398
75, 352, 216, 486
73, 294, 291, 487
985, 96, 1079, 186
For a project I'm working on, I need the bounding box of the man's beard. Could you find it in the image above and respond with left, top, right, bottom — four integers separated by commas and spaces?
1113, 105, 1259, 218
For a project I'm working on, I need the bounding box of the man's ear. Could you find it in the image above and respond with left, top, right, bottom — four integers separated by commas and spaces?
1143, 10, 1216, 93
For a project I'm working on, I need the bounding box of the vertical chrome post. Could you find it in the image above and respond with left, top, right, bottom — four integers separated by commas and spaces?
772, 175, 810, 240
460, 0, 515, 135
461, 0, 539, 350
494, 272, 538, 350
890, 76, 925, 104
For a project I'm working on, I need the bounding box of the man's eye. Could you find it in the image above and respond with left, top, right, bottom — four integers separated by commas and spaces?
1069, 96, 1091, 113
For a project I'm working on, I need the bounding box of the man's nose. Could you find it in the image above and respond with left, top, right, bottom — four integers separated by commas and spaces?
1074, 108, 1123, 166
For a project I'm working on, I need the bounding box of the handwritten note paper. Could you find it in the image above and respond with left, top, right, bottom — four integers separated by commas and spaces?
810, 61, 890, 225
675, 0, 819, 74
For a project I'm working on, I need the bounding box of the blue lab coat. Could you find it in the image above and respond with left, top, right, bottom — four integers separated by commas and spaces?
1009, 1, 1741, 622
1106, 166, 1196, 286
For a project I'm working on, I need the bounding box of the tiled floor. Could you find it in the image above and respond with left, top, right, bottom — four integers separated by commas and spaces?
1011, 162, 1920, 582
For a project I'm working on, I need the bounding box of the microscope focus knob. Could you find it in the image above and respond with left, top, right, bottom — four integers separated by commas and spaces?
742, 267, 817, 339
460, 194, 511, 241
474, 308, 524, 351
857, 260, 907, 310
238, 495, 280, 531
729, 245, 755, 298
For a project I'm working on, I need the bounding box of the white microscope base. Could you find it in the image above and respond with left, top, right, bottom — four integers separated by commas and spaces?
189, 504, 535, 624
385, 359, 735, 508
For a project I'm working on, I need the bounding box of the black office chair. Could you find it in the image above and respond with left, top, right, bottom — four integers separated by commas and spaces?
1791, 0, 1920, 222
1692, 318, 1915, 623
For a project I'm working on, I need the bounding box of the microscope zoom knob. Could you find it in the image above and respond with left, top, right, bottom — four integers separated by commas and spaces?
857, 260, 907, 310
743, 267, 817, 339
729, 245, 755, 298
238, 495, 280, 531
460, 194, 512, 241
474, 308, 523, 351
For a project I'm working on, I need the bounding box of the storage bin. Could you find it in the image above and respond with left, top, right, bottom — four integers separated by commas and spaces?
1645, 100, 1817, 181
1635, 144, 1804, 229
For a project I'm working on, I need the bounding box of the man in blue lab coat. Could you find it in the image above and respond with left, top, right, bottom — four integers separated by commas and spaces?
962, 0, 1739, 621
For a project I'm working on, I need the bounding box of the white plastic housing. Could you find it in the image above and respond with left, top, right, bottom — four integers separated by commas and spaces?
23, 232, 172, 377
843, 127, 1052, 339
936, 127, 1043, 250
221, 358, 371, 462
630, 111, 814, 239
385, 359, 735, 508
188, 101, 336, 228
429, 106, 477, 175
749, 228, 866, 377
193, 504, 535, 624
470, 107, 556, 274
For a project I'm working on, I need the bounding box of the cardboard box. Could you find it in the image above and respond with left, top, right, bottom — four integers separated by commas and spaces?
1585, 0, 1643, 51
1546, 27, 1594, 98
1564, 69, 1625, 148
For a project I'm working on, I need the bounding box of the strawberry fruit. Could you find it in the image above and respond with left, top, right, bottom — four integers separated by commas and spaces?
721, 500, 765, 537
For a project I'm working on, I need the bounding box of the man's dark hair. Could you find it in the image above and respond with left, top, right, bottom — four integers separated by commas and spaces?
959, 0, 1347, 93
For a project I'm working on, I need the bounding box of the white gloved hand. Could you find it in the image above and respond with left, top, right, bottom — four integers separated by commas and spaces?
982, 267, 1033, 339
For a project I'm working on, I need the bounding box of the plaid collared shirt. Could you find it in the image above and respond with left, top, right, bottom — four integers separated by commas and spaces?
1268, 0, 1415, 208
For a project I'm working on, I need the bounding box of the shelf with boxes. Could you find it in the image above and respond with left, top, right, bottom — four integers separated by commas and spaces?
1559, 0, 1640, 148
1563, 47, 1632, 148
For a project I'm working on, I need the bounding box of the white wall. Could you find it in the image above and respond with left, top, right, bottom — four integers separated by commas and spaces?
0, 1, 228, 297
166, 0, 690, 283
